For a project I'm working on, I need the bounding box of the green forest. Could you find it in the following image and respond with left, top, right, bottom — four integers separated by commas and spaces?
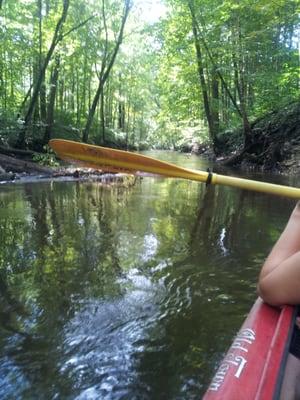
0, 0, 299, 155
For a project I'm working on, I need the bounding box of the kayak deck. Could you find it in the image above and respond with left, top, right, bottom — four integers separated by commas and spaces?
203, 298, 295, 400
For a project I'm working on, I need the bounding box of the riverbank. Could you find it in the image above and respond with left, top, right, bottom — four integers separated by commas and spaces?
0, 152, 138, 187
218, 101, 300, 173
1, 99, 300, 184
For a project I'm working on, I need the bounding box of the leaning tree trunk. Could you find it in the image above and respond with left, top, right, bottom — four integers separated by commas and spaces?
16, 0, 69, 148
82, 0, 131, 143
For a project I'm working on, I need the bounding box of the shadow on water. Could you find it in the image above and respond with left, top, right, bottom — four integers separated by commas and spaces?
0, 152, 298, 399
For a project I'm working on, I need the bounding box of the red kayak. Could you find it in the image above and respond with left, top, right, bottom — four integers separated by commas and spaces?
203, 298, 295, 400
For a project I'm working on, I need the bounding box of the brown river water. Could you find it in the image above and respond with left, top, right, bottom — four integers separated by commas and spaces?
0, 151, 298, 399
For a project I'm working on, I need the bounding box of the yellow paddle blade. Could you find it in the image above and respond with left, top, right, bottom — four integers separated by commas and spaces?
49, 139, 209, 182
49, 139, 300, 199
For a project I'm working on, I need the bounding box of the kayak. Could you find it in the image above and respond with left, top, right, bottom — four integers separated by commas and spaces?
203, 298, 296, 400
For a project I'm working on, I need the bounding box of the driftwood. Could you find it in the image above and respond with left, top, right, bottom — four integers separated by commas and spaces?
0, 145, 36, 158
0, 153, 53, 175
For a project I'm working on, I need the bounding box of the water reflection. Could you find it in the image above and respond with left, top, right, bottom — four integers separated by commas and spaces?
0, 152, 298, 399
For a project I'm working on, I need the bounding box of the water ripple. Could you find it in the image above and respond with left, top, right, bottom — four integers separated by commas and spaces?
60, 271, 167, 399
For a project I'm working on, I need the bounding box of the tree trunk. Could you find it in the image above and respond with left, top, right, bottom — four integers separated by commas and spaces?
211, 66, 219, 137
100, 90, 105, 143
38, 0, 47, 122
76, 66, 81, 125
190, 11, 216, 145
16, 0, 69, 148
40, 80, 47, 121
70, 68, 75, 112
82, 54, 87, 119
32, 61, 40, 124
43, 55, 60, 144
82, 81, 103, 143
118, 101, 125, 131
187, 0, 246, 135
231, 21, 252, 146
82, 0, 131, 143
106, 79, 113, 128
232, 54, 252, 146
59, 76, 64, 112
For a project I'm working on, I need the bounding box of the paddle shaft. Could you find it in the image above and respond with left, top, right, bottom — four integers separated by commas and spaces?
49, 139, 300, 199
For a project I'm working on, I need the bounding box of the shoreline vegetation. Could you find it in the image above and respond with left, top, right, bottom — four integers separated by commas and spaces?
1, 100, 299, 184
1, 0, 299, 184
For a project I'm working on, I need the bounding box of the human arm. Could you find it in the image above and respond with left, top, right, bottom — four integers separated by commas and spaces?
258, 202, 300, 306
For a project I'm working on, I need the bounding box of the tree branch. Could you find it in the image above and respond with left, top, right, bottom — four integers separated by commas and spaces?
60, 14, 96, 41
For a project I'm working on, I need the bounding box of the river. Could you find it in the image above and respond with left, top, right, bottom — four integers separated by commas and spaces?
0, 151, 298, 399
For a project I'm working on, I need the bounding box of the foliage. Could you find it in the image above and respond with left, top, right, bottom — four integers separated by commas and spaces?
0, 0, 299, 152
155, 0, 299, 149
32, 145, 59, 166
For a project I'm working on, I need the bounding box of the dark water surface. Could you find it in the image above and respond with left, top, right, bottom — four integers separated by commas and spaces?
0, 151, 298, 399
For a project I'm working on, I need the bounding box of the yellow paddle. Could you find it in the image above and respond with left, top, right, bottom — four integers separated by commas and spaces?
49, 139, 300, 199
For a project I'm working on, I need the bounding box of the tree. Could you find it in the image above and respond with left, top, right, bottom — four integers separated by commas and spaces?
0, 0, 299, 152
156, 0, 299, 151
82, 0, 131, 143
188, 0, 253, 149
188, 0, 218, 148
43, 54, 60, 143
16, 0, 70, 148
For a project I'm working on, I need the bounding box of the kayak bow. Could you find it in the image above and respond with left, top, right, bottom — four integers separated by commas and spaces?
203, 298, 295, 400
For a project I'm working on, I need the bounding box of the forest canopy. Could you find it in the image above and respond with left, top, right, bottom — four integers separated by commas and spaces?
0, 0, 299, 153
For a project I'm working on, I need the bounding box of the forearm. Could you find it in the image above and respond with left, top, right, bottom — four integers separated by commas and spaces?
258, 251, 300, 306
258, 201, 300, 306
259, 202, 300, 281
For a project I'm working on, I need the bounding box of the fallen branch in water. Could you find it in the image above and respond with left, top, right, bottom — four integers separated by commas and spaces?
0, 153, 53, 175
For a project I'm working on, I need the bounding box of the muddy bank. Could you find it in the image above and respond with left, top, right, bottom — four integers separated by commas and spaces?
219, 101, 300, 172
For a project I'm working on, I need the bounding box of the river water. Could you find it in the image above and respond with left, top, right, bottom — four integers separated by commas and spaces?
0, 151, 298, 399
